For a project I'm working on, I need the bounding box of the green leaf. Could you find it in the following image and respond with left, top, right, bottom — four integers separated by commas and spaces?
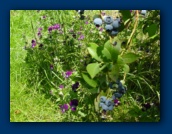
86, 63, 101, 79
88, 88, 99, 94
117, 55, 125, 65
122, 53, 139, 63
104, 40, 121, 62
146, 24, 158, 37
123, 64, 130, 73
87, 43, 102, 62
120, 10, 132, 22
82, 73, 97, 88
101, 47, 111, 61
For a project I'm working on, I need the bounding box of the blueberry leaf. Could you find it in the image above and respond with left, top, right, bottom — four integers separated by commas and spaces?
82, 73, 98, 88
86, 63, 101, 79
122, 53, 139, 64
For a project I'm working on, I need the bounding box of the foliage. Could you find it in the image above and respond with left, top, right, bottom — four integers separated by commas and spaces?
11, 10, 160, 122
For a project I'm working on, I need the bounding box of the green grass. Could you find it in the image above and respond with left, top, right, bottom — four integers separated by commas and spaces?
10, 10, 63, 122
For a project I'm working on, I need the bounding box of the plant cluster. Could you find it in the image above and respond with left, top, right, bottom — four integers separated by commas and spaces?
23, 10, 160, 122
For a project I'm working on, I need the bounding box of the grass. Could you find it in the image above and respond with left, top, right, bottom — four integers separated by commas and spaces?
10, 10, 63, 122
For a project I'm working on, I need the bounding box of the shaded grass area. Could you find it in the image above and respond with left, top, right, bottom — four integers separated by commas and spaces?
10, 10, 63, 122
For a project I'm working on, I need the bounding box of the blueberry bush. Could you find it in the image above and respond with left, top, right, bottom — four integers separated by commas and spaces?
15, 10, 160, 122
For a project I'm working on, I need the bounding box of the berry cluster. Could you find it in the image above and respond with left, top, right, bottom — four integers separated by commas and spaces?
99, 80, 127, 112
93, 15, 121, 37
99, 96, 114, 111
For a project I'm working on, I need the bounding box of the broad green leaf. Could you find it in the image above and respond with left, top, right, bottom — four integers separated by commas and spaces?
146, 24, 158, 37
123, 64, 130, 73
104, 40, 121, 63
117, 55, 125, 66
88, 88, 99, 94
82, 73, 97, 88
120, 10, 132, 22
86, 63, 101, 79
122, 53, 139, 63
87, 43, 102, 62
101, 47, 111, 60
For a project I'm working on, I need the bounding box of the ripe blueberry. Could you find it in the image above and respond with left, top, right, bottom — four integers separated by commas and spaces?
100, 96, 107, 103
105, 24, 113, 32
112, 19, 120, 29
140, 10, 147, 15
93, 18, 103, 27
103, 16, 113, 24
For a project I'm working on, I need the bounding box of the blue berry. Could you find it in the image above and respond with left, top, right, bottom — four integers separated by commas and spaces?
111, 30, 118, 36
105, 99, 114, 106
100, 96, 107, 103
141, 10, 147, 15
99, 102, 104, 107
105, 25, 113, 31
103, 16, 113, 24
112, 19, 120, 29
94, 18, 103, 27
119, 86, 127, 94
108, 105, 114, 111
112, 94, 116, 100
101, 103, 109, 111
109, 82, 115, 89
114, 93, 123, 98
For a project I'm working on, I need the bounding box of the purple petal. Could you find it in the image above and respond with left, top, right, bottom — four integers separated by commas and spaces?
59, 85, 64, 89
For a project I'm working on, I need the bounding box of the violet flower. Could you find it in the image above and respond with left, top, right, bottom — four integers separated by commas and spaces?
50, 64, 54, 70
72, 82, 79, 92
69, 99, 78, 111
59, 85, 64, 89
65, 71, 73, 78
114, 99, 120, 106
60, 104, 69, 113
78, 35, 84, 40
31, 39, 36, 48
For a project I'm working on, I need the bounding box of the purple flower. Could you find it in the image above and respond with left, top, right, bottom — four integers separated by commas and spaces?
59, 85, 64, 89
50, 64, 54, 70
142, 103, 151, 111
69, 99, 78, 111
65, 71, 73, 78
85, 21, 88, 24
130, 10, 132, 12
53, 24, 60, 30
60, 104, 69, 113
39, 44, 43, 49
38, 27, 42, 31
42, 16, 46, 19
31, 40, 36, 48
114, 99, 120, 106
77, 31, 82, 35
48, 26, 53, 33
72, 82, 79, 92
78, 35, 84, 40
99, 27, 103, 32
37, 31, 41, 37
31, 39, 36, 43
